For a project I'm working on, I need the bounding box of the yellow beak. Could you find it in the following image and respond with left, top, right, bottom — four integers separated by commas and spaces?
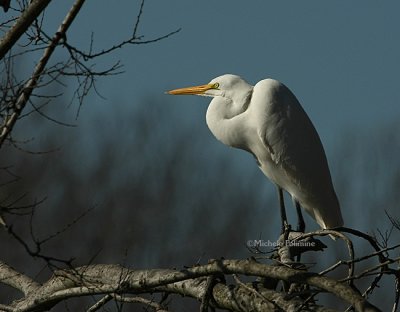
167, 84, 215, 95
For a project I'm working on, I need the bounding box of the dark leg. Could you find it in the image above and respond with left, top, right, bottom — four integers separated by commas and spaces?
294, 200, 306, 263
295, 200, 305, 233
277, 186, 288, 234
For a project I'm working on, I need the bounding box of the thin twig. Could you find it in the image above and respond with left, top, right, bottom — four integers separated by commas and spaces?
86, 294, 113, 312
112, 294, 169, 312
0, 0, 86, 147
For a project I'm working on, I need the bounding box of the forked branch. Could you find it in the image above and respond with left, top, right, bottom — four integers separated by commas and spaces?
0, 259, 379, 312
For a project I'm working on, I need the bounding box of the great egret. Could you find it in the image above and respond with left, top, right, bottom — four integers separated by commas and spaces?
167, 74, 343, 231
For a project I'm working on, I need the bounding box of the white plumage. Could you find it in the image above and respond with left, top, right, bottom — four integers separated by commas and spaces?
168, 74, 343, 229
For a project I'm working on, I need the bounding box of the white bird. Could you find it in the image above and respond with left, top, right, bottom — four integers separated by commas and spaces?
167, 74, 343, 231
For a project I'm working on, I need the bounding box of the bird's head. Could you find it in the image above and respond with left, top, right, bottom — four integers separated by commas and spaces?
167, 74, 253, 103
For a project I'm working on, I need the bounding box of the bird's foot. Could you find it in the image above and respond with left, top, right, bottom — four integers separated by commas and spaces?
281, 220, 292, 237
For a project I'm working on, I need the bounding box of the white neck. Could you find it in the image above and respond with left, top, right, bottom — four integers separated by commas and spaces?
205, 90, 252, 149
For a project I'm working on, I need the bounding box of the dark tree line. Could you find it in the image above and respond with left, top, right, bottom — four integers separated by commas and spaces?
1, 1, 400, 311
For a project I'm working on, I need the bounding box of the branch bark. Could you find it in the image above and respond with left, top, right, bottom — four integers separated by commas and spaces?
0, 0, 86, 147
0, 0, 52, 60
0, 261, 40, 296
0, 260, 380, 312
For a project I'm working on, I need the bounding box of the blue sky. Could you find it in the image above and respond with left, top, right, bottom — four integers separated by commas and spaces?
57, 0, 400, 145
3, 2, 400, 307
32, 0, 400, 230
1, 0, 400, 308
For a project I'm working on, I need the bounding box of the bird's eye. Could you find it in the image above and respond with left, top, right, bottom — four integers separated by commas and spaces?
213, 83, 220, 89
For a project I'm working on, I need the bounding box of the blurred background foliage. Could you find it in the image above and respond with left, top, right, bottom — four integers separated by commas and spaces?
1, 0, 399, 310
0, 91, 399, 309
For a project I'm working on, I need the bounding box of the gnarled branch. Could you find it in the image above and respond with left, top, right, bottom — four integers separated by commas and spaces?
0, 259, 380, 312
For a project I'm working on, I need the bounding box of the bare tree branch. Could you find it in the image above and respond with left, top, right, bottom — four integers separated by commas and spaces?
0, 261, 40, 296
86, 294, 113, 312
112, 294, 169, 312
0, 0, 86, 147
0, 0, 52, 60
0, 259, 380, 312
